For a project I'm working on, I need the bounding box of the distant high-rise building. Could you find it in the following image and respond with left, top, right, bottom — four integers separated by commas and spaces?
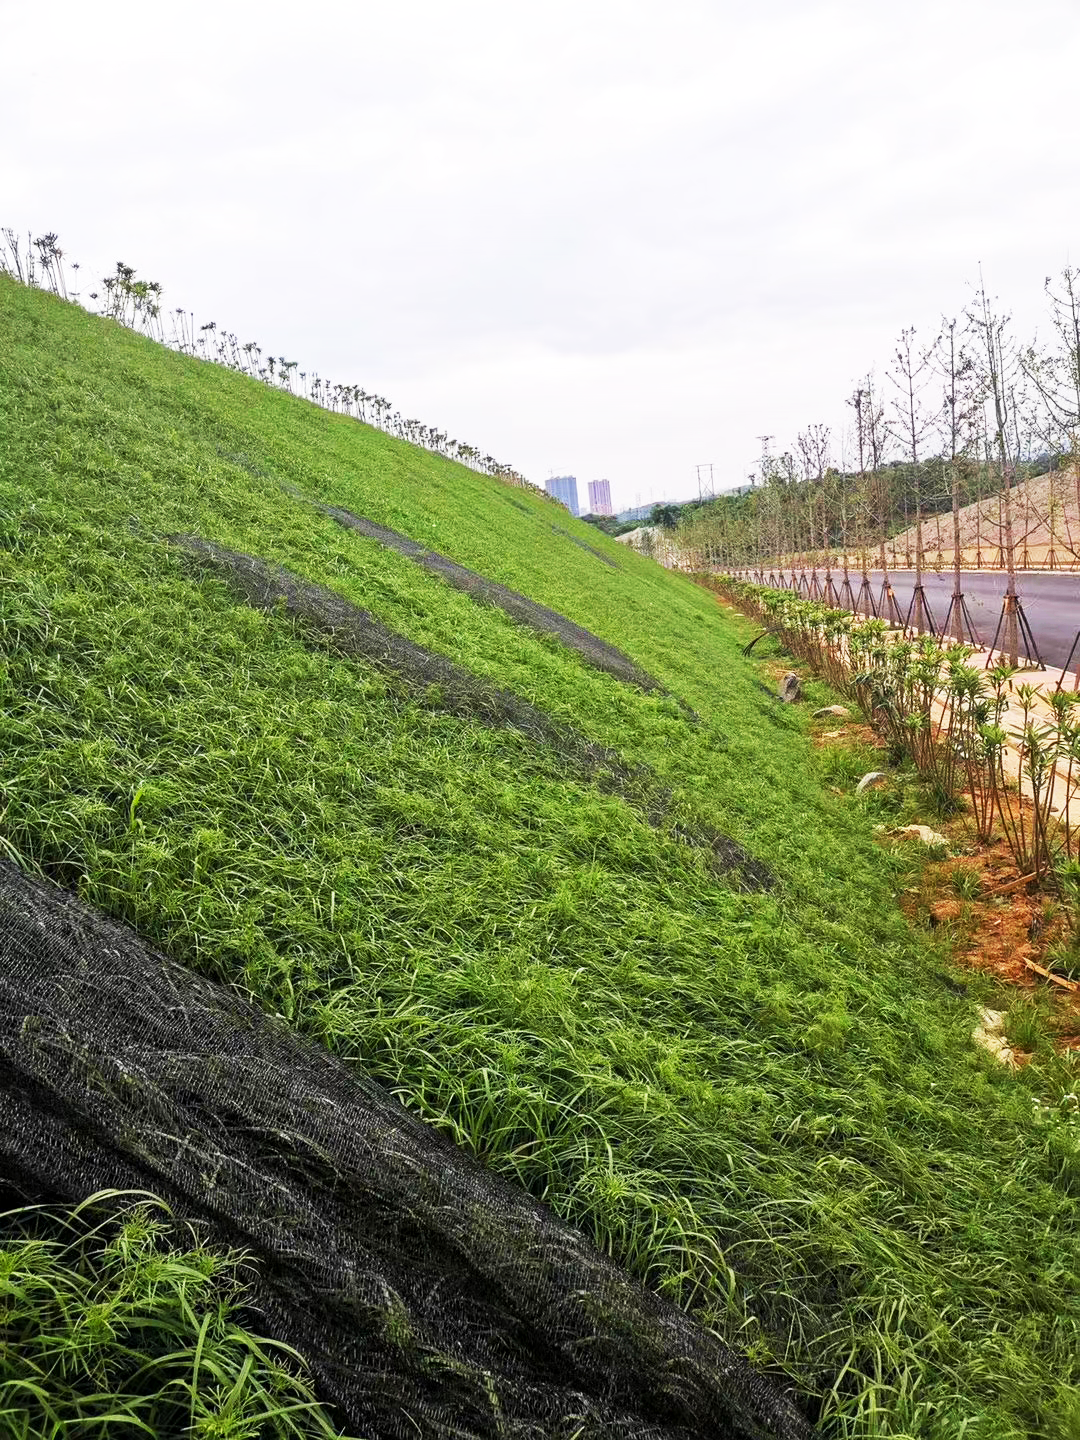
587, 479, 613, 516
545, 474, 579, 516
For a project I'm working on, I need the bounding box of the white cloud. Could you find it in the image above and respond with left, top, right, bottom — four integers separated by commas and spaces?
4, 0, 1079, 509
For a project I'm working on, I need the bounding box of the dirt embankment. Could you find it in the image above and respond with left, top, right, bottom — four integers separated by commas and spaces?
892, 467, 1080, 563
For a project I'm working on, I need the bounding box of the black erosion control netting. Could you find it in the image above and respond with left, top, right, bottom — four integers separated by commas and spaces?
174, 536, 772, 893
175, 535, 618, 772
671, 822, 774, 893
315, 505, 657, 694
549, 525, 622, 570
0, 859, 809, 1439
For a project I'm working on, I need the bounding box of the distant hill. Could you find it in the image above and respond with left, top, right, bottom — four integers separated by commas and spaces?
890, 467, 1080, 564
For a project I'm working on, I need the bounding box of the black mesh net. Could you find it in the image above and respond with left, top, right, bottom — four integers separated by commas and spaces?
173, 536, 771, 893
673, 822, 774, 891
174, 536, 619, 772
315, 506, 657, 693
549, 525, 622, 570
0, 859, 808, 1439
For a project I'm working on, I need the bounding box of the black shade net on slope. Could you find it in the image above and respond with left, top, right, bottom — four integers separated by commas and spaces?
174, 537, 772, 894
549, 525, 621, 570
311, 506, 660, 696
0, 860, 810, 1439
175, 534, 622, 772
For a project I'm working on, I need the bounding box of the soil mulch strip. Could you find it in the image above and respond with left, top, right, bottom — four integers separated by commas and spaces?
173, 535, 617, 769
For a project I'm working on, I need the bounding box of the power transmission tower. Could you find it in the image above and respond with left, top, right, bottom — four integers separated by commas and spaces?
755, 437, 774, 483
753, 438, 775, 577
696, 463, 715, 503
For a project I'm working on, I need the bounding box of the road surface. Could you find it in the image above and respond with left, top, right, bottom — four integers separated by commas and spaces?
765, 568, 1080, 671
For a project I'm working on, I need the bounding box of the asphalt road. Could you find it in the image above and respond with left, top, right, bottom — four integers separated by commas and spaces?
769, 568, 1080, 671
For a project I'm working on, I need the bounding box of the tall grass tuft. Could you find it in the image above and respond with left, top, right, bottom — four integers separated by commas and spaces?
0, 1191, 351, 1439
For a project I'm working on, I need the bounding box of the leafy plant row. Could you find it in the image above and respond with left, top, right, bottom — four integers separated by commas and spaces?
0, 228, 535, 494
704, 576, 1080, 919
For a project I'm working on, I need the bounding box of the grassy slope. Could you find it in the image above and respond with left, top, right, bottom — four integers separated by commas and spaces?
0, 1194, 344, 1439
1, 277, 1077, 1439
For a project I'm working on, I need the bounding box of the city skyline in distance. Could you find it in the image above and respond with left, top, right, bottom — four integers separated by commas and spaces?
586, 478, 612, 516
543, 474, 580, 516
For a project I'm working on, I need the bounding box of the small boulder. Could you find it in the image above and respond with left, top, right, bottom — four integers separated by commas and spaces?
813, 705, 850, 719
856, 771, 888, 793
891, 824, 949, 849
779, 672, 802, 703
972, 1007, 1017, 1068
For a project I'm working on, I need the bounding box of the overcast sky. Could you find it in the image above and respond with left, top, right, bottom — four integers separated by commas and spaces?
5, 0, 1079, 510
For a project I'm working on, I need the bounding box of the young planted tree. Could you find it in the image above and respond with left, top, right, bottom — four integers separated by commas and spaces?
966, 278, 1040, 666
1022, 267, 1080, 566
888, 327, 937, 634
796, 422, 831, 598
833, 430, 857, 611
863, 375, 903, 624
776, 449, 802, 589
931, 317, 981, 643
761, 461, 785, 587
848, 386, 877, 616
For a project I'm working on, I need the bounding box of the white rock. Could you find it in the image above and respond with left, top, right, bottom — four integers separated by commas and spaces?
856, 772, 888, 793
891, 824, 949, 848
972, 1008, 1016, 1067
814, 705, 851, 719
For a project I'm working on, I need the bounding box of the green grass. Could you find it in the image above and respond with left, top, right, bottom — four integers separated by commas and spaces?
0, 1192, 351, 1439
2, 275, 1079, 1438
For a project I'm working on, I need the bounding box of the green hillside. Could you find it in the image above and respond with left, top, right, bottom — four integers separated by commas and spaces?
1, 276, 1079, 1438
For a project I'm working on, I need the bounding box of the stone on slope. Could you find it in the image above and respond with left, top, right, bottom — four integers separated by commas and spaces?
779, 672, 802, 703
892, 824, 949, 849
856, 772, 888, 793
